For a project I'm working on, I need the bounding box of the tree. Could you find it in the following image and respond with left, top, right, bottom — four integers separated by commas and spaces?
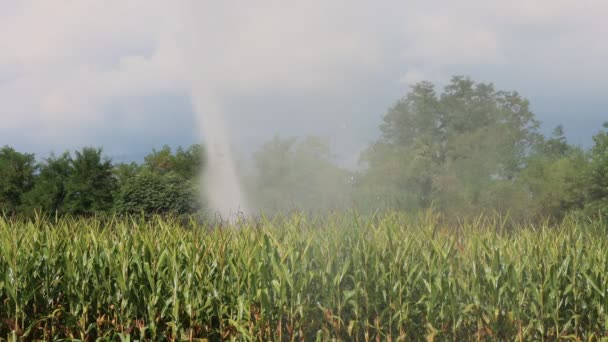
359, 77, 541, 216
21, 152, 72, 214
250, 135, 352, 213
64, 147, 117, 215
114, 162, 142, 189
540, 125, 570, 157
143, 144, 204, 180
144, 145, 176, 175
519, 126, 587, 218
174, 145, 205, 180
0, 146, 36, 213
114, 171, 197, 216
585, 122, 608, 217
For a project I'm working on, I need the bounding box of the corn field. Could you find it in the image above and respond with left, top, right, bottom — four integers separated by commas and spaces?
1, 212, 608, 341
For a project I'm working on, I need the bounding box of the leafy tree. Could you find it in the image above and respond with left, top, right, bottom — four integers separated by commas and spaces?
115, 144, 203, 216
359, 77, 540, 216
143, 144, 204, 180
64, 147, 117, 215
519, 126, 587, 218
114, 171, 197, 216
539, 125, 570, 157
250, 135, 352, 213
174, 145, 205, 180
113, 162, 142, 189
144, 145, 176, 175
0, 146, 36, 213
585, 122, 608, 217
21, 152, 72, 214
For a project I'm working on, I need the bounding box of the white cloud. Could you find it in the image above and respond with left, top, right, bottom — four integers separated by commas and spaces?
0, 0, 606, 152
180, 1, 383, 92
395, 0, 608, 86
0, 0, 383, 147
0, 1, 184, 140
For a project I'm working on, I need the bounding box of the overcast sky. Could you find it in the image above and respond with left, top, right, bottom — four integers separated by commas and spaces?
1, 1, 606, 167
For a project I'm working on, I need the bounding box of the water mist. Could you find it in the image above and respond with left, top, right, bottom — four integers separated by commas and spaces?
191, 93, 249, 219
178, 1, 361, 218
178, 3, 251, 219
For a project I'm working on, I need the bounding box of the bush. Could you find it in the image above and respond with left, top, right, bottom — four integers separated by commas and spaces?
114, 171, 198, 216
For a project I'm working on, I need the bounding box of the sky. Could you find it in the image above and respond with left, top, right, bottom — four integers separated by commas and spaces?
1, 1, 606, 167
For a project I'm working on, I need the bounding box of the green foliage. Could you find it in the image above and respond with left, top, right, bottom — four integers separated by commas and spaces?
21, 152, 71, 214
0, 146, 35, 213
585, 122, 608, 217
1, 213, 608, 340
144, 144, 204, 180
175, 144, 205, 180
63, 147, 117, 215
359, 77, 541, 216
115, 144, 203, 216
0, 77, 604, 222
113, 161, 142, 188
1, 144, 204, 217
519, 126, 587, 218
250, 135, 352, 213
114, 171, 198, 216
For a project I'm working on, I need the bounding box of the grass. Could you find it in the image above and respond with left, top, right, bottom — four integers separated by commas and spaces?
0, 211, 607, 341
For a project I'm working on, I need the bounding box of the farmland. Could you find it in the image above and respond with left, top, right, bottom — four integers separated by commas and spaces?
1, 212, 607, 341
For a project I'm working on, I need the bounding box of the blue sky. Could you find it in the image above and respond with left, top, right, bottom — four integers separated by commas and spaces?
1, 1, 606, 167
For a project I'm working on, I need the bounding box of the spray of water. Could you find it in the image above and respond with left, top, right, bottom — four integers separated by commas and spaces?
178, 1, 364, 218
191, 92, 249, 219
177, 2, 250, 219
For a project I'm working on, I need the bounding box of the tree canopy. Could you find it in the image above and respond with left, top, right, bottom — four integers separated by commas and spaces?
0, 146, 35, 213
63, 148, 117, 215
250, 135, 352, 213
585, 123, 608, 217
1, 76, 606, 221
360, 77, 540, 215
114, 171, 197, 216
21, 152, 71, 214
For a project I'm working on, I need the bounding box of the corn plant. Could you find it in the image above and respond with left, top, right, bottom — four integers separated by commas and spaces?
0, 212, 607, 340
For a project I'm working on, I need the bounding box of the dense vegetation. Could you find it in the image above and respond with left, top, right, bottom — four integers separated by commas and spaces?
1, 212, 608, 340
0, 145, 203, 218
1, 77, 607, 221
1, 76, 607, 340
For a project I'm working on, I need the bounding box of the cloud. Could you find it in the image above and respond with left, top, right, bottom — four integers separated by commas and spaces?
180, 1, 384, 93
1, 1, 383, 148
395, 0, 608, 88
0, 2, 155, 132
0, 0, 606, 156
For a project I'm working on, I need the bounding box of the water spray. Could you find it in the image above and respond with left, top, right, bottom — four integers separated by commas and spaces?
191, 93, 249, 219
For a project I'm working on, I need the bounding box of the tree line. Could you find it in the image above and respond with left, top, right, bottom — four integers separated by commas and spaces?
1, 76, 607, 220
0, 145, 203, 217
